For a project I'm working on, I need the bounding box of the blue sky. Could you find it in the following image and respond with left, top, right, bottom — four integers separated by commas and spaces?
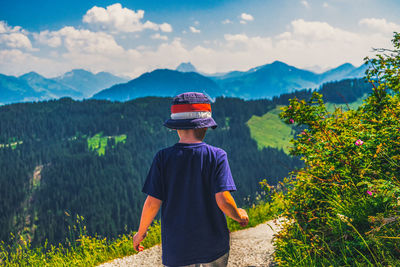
1, 0, 400, 78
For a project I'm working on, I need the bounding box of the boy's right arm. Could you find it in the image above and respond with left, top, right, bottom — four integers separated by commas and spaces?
215, 191, 249, 226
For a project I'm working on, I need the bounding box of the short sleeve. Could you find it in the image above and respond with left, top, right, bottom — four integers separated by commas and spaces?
214, 151, 237, 193
142, 152, 164, 201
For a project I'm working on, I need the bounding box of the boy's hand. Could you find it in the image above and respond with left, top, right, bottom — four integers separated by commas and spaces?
237, 208, 249, 227
132, 232, 147, 252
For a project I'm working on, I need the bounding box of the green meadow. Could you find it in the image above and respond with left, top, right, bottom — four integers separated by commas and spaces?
87, 133, 127, 156
324, 94, 367, 113
247, 106, 293, 154
247, 95, 367, 154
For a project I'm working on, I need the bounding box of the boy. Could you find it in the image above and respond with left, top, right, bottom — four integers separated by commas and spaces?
132, 92, 249, 267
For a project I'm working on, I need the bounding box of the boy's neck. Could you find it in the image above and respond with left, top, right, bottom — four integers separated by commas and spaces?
176, 128, 207, 143
178, 138, 203, 144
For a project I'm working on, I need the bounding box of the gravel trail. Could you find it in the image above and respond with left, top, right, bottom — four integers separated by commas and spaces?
99, 218, 282, 267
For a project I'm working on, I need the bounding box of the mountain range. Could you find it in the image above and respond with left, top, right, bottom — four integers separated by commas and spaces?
0, 70, 128, 105
93, 61, 368, 101
53, 69, 128, 97
0, 61, 368, 105
215, 61, 367, 99
92, 69, 221, 101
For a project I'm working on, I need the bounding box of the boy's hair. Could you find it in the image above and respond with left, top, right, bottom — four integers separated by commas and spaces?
178, 128, 208, 141
193, 128, 207, 140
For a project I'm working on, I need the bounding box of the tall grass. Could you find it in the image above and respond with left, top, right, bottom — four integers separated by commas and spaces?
0, 214, 161, 267
0, 198, 278, 266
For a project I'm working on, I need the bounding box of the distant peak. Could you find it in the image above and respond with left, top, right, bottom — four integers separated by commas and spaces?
176, 62, 197, 73
60, 69, 93, 79
70, 69, 93, 74
249, 60, 291, 72
25, 71, 40, 75
271, 60, 287, 65
336, 63, 355, 69
19, 71, 43, 79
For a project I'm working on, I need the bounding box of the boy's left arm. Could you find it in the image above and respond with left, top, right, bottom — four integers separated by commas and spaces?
132, 195, 162, 252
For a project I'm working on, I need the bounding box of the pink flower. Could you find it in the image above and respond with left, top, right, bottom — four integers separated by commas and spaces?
308, 138, 311, 141
301, 131, 306, 135
289, 119, 294, 124
367, 190, 372, 196
355, 139, 364, 146
288, 106, 292, 110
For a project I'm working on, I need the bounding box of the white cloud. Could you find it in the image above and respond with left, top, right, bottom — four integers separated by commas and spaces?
171, 19, 396, 75
359, 18, 400, 34
222, 19, 233, 25
100, 19, 396, 76
63, 27, 124, 54
224, 34, 273, 52
0, 21, 33, 50
0, 21, 25, 34
0, 49, 59, 76
34, 30, 62, 47
82, 3, 173, 33
37, 26, 124, 55
289, 19, 359, 42
240, 13, 254, 21
151, 33, 168, 41
159, 23, 173, 33
0, 33, 33, 50
323, 2, 330, 8
190, 26, 201, 33
1, 17, 399, 80
301, 0, 310, 8
268, 19, 393, 69
0, 21, 7, 33
224, 34, 249, 42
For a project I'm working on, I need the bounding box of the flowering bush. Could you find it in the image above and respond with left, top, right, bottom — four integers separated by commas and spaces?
273, 33, 400, 266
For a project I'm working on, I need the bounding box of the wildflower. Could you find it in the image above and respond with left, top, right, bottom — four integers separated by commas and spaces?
337, 213, 353, 224
367, 190, 373, 196
308, 138, 311, 141
300, 131, 306, 135
337, 213, 349, 223
288, 106, 292, 110
355, 139, 364, 146
289, 119, 294, 124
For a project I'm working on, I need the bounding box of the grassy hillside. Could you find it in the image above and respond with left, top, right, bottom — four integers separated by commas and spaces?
325, 93, 367, 112
247, 96, 367, 154
246, 106, 293, 154
87, 133, 127, 156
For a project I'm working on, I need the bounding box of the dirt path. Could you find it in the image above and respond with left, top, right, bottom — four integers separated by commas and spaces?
99, 218, 282, 267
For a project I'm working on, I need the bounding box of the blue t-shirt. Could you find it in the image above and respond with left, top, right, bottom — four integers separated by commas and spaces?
142, 142, 237, 266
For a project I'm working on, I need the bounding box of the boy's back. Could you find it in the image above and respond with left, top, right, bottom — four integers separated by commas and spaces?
143, 142, 236, 266
132, 92, 248, 267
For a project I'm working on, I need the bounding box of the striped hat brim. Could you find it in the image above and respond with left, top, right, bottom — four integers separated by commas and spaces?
163, 117, 217, 130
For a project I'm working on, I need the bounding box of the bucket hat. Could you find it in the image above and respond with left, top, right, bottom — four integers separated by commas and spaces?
163, 92, 218, 130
